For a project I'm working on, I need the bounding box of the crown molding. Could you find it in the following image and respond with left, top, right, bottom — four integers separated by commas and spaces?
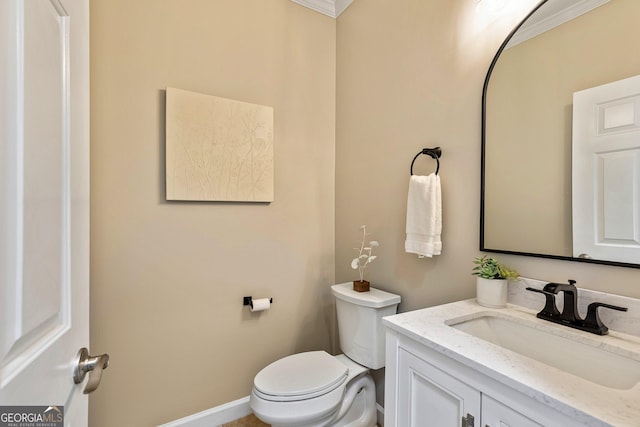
507, 0, 609, 48
290, 0, 354, 18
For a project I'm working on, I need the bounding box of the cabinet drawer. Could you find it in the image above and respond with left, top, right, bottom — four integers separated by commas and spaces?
482, 394, 543, 427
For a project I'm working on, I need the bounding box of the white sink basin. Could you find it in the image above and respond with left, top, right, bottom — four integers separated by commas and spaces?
449, 314, 640, 390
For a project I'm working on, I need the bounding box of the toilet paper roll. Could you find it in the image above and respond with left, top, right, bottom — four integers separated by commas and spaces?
250, 298, 271, 312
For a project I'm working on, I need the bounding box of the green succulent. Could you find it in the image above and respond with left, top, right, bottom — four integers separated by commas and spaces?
472, 255, 518, 280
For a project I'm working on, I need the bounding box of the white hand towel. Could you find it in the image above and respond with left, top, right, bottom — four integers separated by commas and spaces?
405, 174, 442, 257
432, 174, 442, 255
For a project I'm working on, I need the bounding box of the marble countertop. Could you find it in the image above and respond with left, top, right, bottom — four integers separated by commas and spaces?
383, 296, 640, 427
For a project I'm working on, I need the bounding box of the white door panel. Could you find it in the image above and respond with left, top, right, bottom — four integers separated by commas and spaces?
573, 75, 640, 264
1, 0, 91, 424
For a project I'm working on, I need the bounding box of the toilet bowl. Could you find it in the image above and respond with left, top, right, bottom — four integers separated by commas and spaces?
249, 352, 375, 427
250, 283, 401, 427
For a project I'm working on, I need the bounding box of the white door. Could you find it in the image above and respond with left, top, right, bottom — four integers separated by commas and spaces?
573, 75, 640, 264
0, 0, 96, 425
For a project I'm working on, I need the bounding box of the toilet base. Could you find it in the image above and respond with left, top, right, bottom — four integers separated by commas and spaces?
330, 374, 377, 427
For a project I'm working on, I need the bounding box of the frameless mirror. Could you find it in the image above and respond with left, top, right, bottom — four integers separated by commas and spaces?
481, 0, 640, 268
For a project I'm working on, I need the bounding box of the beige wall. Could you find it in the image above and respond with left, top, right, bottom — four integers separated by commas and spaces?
335, 0, 640, 316
336, 0, 532, 311
90, 1, 336, 425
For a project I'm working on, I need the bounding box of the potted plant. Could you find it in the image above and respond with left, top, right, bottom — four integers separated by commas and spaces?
350, 225, 379, 292
472, 255, 518, 308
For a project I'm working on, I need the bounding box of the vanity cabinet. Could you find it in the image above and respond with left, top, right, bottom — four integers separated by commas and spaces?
385, 330, 584, 427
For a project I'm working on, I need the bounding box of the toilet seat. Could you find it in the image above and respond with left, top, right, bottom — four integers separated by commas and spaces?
253, 351, 348, 402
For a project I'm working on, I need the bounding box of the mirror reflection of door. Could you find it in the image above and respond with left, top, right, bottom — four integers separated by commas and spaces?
572, 75, 640, 264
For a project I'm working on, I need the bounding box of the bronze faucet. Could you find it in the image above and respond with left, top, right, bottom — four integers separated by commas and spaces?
526, 280, 627, 335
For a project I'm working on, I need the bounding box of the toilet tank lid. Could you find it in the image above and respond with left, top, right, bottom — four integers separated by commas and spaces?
331, 283, 401, 308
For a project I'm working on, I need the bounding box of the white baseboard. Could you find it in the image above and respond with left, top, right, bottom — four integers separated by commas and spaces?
158, 396, 384, 427
157, 396, 251, 427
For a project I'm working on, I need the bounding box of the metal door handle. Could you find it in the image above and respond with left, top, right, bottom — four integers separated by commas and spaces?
73, 347, 110, 394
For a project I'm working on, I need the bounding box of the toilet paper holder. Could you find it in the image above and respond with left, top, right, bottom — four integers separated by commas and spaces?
243, 296, 273, 309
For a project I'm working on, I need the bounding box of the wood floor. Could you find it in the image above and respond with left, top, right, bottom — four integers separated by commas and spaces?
221, 414, 270, 427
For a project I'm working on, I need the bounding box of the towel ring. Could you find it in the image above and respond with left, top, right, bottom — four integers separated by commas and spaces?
410, 147, 441, 175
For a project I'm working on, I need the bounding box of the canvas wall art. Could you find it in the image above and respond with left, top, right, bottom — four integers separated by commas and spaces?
165, 87, 274, 202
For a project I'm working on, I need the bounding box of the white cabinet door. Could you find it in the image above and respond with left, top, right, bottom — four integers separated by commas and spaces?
397, 348, 480, 427
482, 394, 543, 427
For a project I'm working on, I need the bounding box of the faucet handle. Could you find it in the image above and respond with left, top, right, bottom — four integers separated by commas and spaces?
526, 287, 555, 297
526, 287, 560, 318
583, 302, 628, 335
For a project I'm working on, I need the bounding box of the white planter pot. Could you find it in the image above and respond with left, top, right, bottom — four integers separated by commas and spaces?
476, 277, 508, 308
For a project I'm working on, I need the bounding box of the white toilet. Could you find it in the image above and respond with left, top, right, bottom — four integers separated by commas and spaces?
250, 282, 401, 427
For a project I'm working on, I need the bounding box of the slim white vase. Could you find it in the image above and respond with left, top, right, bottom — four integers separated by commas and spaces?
476, 277, 508, 308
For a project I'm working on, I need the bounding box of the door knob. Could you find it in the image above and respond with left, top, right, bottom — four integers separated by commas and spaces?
73, 347, 110, 394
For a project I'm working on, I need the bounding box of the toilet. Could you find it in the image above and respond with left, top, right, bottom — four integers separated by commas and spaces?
249, 282, 401, 427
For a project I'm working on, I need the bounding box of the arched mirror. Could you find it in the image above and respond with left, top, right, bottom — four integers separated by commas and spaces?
481, 0, 640, 268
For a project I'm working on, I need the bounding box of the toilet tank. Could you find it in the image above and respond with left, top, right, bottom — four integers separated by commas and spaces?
331, 283, 401, 370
